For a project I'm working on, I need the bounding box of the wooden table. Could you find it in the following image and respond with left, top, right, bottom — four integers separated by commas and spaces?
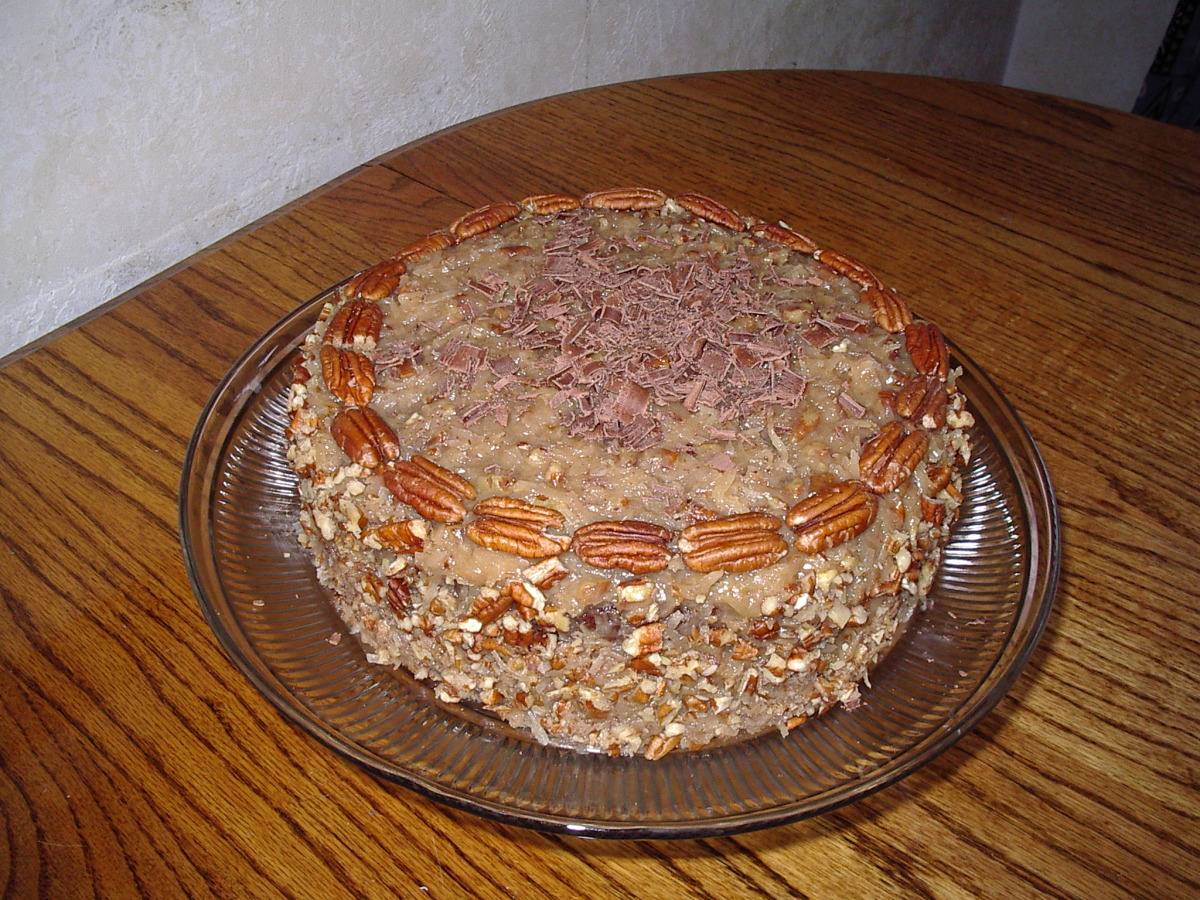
2, 70, 1198, 899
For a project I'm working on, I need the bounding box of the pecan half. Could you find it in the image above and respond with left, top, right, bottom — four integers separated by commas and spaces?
450, 201, 521, 241
570, 520, 673, 575
472, 496, 565, 529
814, 248, 882, 289
521, 192, 581, 215
346, 258, 406, 301
319, 345, 376, 406
895, 375, 948, 428
786, 481, 878, 554
466, 497, 569, 559
678, 513, 787, 573
859, 422, 929, 494
675, 192, 744, 231
393, 231, 455, 264
330, 407, 400, 468
862, 285, 913, 333
383, 456, 476, 523
905, 322, 949, 380
367, 518, 427, 553
323, 299, 383, 350
581, 187, 667, 211
750, 221, 818, 254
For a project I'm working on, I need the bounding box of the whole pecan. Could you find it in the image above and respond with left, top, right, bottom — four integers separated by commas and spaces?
383, 455, 476, 523
521, 193, 582, 215
895, 375, 948, 428
319, 345, 376, 407
581, 187, 667, 211
859, 422, 929, 494
861, 285, 913, 333
570, 520, 673, 575
393, 231, 455, 264
330, 406, 401, 468
750, 221, 818, 254
786, 481, 878, 554
346, 257, 406, 301
675, 192, 745, 231
678, 512, 787, 573
814, 248, 882, 289
449, 201, 521, 241
323, 299, 383, 350
466, 497, 569, 559
905, 322, 949, 380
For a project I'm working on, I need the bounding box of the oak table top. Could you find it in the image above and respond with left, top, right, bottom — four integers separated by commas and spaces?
2, 70, 1198, 899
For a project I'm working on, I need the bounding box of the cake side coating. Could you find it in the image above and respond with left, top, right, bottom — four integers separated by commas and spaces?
285, 189, 974, 759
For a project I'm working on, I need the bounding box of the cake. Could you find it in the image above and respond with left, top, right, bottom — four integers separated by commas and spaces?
285, 188, 973, 759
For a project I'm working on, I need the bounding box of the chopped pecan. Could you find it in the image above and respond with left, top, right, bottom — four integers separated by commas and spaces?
319, 345, 376, 406
466, 497, 569, 559
581, 187, 667, 211
895, 375, 948, 428
449, 202, 521, 241
291, 352, 311, 385
330, 406, 400, 468
622, 622, 664, 657
920, 495, 946, 525
383, 456, 476, 523
749, 616, 780, 640
678, 513, 787, 573
814, 248, 882, 289
367, 519, 427, 553
521, 556, 569, 590
346, 258, 406, 301
323, 299, 383, 350
521, 192, 581, 215
468, 589, 514, 625
750, 221, 818, 254
861, 285, 913, 333
905, 322, 949, 380
385, 573, 412, 616
643, 732, 682, 761
675, 192, 744, 231
786, 481, 878, 553
859, 422, 929, 494
926, 464, 954, 494
394, 231, 455, 264
570, 520, 673, 575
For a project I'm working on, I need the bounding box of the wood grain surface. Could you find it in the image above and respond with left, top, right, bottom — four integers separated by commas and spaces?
2, 71, 1198, 899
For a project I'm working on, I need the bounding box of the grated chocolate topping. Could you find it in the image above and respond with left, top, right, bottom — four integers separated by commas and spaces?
492, 211, 814, 449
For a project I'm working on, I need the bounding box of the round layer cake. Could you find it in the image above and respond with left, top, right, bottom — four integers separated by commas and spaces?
285, 188, 973, 759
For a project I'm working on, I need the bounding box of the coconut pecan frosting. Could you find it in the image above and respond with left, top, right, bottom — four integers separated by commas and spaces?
285, 188, 974, 759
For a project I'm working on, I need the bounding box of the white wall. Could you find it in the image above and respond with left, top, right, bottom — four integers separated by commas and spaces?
1003, 0, 1177, 110
4, 0, 1130, 362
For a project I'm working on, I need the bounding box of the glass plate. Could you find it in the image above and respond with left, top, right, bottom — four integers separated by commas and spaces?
181, 286, 1059, 839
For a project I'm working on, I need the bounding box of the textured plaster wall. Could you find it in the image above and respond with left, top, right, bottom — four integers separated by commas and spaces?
1, 0, 1027, 360
1003, 0, 1177, 111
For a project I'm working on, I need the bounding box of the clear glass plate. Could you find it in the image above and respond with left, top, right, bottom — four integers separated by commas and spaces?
180, 285, 1059, 839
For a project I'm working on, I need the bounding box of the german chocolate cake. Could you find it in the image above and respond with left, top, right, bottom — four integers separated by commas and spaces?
285, 188, 973, 758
